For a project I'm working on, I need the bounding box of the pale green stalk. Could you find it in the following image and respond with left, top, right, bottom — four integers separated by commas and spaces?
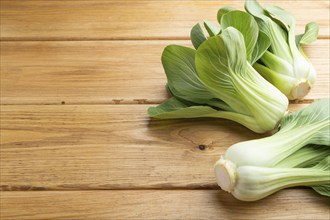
214, 99, 330, 201
245, 0, 318, 100
215, 157, 329, 201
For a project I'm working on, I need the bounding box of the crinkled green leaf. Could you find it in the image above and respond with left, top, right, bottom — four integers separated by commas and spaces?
313, 156, 330, 170
195, 27, 246, 104
275, 145, 330, 168
217, 9, 270, 64
162, 45, 230, 110
245, 0, 294, 31
245, 0, 269, 22
245, 0, 317, 101
195, 27, 255, 124
312, 184, 330, 197
250, 31, 271, 64
296, 22, 319, 46
264, 4, 295, 30
244, 0, 288, 40
203, 20, 220, 37
195, 27, 288, 133
190, 23, 207, 49
279, 98, 330, 146
245, 0, 291, 61
220, 10, 259, 62
161, 45, 213, 104
217, 6, 235, 24
312, 157, 330, 197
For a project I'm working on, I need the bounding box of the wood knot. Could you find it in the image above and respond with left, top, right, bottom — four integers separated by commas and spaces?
112, 99, 123, 104
198, 144, 206, 151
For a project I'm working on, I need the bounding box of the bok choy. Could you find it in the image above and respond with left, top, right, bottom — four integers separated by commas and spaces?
214, 99, 330, 201
245, 0, 319, 100
148, 11, 288, 134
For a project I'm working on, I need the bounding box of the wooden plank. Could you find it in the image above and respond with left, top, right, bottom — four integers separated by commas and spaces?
0, 40, 171, 105
0, 104, 306, 190
1, 190, 329, 219
1, 40, 328, 105
0, 104, 261, 190
1, 1, 329, 40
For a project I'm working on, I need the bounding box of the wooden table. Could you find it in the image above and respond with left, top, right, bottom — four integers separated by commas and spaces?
1, 1, 329, 219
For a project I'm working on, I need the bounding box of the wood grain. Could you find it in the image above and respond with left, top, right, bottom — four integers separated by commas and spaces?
1, 190, 329, 220
0, 104, 306, 190
1, 1, 329, 41
0, 104, 260, 190
1, 40, 329, 105
1, 0, 329, 218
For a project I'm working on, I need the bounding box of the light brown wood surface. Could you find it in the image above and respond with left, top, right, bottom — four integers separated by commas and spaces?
1, 0, 329, 219
1, 105, 305, 191
1, 1, 329, 40
1, 190, 329, 220
1, 40, 329, 105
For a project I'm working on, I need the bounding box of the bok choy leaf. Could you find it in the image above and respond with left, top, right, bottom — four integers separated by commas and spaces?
216, 9, 271, 64
195, 27, 288, 133
190, 23, 207, 49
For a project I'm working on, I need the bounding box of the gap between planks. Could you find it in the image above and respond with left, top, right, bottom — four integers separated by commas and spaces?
1, 189, 329, 220
1, 36, 330, 42
0, 99, 319, 106
0, 186, 315, 192
1, 1, 329, 40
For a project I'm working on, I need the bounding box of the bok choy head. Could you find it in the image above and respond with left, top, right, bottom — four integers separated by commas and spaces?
148, 11, 288, 134
215, 99, 330, 201
245, 0, 319, 100
195, 27, 288, 133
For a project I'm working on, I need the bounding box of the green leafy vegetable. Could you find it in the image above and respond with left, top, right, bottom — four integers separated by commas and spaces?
161, 45, 209, 104
190, 23, 207, 49
195, 27, 288, 133
245, 0, 318, 100
149, 25, 288, 133
219, 10, 271, 65
217, 6, 235, 24
160, 44, 230, 110
220, 10, 258, 62
214, 99, 330, 201
203, 20, 220, 37
296, 22, 319, 45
